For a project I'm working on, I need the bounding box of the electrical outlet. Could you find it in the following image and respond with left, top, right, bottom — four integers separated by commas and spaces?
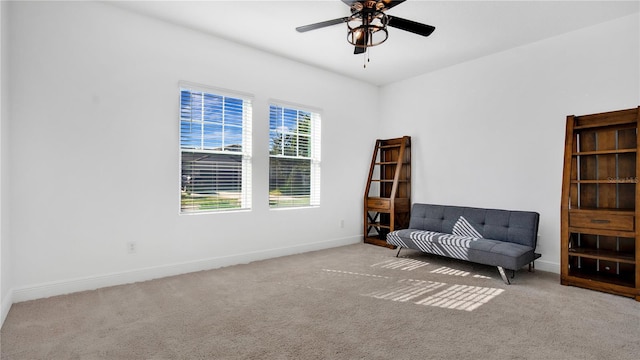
127, 241, 137, 254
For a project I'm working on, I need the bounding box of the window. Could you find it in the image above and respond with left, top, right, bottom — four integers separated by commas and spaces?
269, 104, 321, 208
180, 83, 252, 213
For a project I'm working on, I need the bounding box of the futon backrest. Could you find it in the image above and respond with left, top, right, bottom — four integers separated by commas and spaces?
408, 203, 540, 248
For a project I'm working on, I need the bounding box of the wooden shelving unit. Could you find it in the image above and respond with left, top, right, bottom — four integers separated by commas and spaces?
560, 106, 640, 301
363, 136, 411, 248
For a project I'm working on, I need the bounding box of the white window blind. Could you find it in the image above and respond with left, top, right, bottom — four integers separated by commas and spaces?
269, 104, 321, 208
180, 84, 252, 213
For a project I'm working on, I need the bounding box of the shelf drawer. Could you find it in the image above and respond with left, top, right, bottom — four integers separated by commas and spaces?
367, 198, 391, 210
569, 211, 634, 232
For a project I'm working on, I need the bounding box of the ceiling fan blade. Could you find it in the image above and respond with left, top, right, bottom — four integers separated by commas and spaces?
341, 0, 359, 7
380, 0, 407, 11
387, 16, 435, 37
296, 17, 350, 32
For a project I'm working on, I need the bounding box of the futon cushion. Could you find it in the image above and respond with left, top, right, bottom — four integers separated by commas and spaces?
387, 229, 536, 270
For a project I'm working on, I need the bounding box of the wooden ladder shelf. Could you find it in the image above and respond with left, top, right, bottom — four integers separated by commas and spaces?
363, 136, 411, 248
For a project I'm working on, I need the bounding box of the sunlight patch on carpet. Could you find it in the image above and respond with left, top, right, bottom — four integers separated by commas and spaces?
363, 279, 447, 302
364, 280, 505, 311
430, 266, 470, 277
430, 266, 495, 280
472, 274, 492, 279
321, 269, 391, 279
415, 284, 505, 311
370, 258, 429, 271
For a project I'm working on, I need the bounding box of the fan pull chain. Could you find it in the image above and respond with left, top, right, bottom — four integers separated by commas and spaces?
363, 48, 371, 68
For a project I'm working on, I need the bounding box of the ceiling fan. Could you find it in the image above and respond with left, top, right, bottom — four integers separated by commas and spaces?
296, 0, 436, 55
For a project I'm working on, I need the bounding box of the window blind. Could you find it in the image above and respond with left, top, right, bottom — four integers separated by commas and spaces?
269, 104, 321, 208
180, 85, 252, 213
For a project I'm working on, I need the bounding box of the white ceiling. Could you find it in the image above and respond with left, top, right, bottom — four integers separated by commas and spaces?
109, 0, 640, 86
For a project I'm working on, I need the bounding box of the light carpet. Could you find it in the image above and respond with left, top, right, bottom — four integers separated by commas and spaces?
1, 243, 639, 359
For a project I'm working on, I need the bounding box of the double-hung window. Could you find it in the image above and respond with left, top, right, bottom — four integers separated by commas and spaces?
180, 83, 252, 213
269, 104, 321, 208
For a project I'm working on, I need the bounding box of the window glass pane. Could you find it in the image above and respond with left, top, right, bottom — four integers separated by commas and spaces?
188, 92, 203, 121
298, 135, 311, 157
180, 91, 193, 120
224, 97, 244, 127
298, 113, 311, 135
203, 123, 222, 149
180, 120, 201, 149
283, 134, 297, 157
269, 131, 282, 156
224, 125, 243, 152
269, 105, 282, 130
283, 108, 297, 134
203, 93, 223, 124
269, 158, 311, 208
181, 152, 243, 212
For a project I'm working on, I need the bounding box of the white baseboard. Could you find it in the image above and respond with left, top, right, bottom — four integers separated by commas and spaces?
533, 259, 560, 274
12, 236, 361, 303
1, 288, 13, 327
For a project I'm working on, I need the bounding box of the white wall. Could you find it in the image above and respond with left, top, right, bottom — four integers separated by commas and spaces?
7, 1, 379, 302
379, 13, 640, 272
0, 0, 11, 325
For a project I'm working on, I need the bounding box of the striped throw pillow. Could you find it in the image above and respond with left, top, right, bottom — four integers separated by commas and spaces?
452, 216, 482, 239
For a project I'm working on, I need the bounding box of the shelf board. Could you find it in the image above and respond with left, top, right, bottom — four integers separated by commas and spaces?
568, 227, 636, 238
569, 207, 635, 212
566, 268, 635, 289
568, 248, 635, 263
574, 119, 637, 130
572, 148, 636, 156
570, 179, 638, 184
367, 196, 410, 200
371, 179, 409, 183
367, 222, 391, 229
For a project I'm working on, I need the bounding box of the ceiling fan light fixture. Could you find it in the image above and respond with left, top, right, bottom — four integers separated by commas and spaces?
347, 10, 388, 48
295, 0, 435, 60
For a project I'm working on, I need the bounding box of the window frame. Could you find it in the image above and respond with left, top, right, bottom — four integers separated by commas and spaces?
179, 81, 253, 214
268, 101, 321, 209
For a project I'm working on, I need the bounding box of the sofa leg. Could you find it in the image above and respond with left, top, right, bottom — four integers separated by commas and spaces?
497, 266, 511, 285
395, 247, 402, 257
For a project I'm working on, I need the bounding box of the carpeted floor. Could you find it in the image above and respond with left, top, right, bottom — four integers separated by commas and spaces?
1, 243, 639, 359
